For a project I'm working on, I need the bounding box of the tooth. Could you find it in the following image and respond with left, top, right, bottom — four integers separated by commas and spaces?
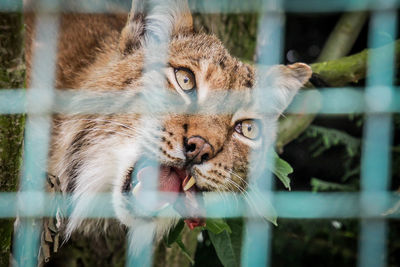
132, 181, 141, 196
159, 202, 170, 210
183, 176, 196, 191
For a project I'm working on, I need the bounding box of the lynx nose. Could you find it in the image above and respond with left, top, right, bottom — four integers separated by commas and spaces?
184, 136, 214, 164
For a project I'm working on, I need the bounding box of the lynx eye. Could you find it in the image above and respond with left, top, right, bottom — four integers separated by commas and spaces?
234, 119, 261, 140
174, 68, 196, 91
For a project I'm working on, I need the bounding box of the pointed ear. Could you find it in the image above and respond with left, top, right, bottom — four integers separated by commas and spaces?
262, 63, 312, 115
119, 0, 193, 54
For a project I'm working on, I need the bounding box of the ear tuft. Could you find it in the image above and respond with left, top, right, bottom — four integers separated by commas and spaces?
119, 13, 146, 54
286, 63, 312, 85
119, 0, 193, 55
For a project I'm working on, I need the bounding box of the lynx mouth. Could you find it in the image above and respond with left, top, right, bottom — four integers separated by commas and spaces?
122, 158, 206, 230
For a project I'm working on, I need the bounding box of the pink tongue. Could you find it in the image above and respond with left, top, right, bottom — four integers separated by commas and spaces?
135, 165, 205, 229
136, 166, 181, 205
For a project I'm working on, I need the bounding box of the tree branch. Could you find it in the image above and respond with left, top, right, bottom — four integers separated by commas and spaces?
276, 90, 321, 151
277, 39, 400, 150
317, 11, 368, 62
311, 39, 400, 86
278, 11, 367, 151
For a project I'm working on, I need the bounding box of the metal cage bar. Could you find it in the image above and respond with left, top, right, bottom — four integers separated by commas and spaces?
241, 0, 284, 265
0, 0, 398, 266
12, 5, 60, 266
358, 3, 398, 267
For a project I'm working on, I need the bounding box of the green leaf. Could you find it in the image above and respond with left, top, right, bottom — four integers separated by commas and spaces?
272, 151, 292, 190
176, 238, 195, 265
205, 218, 232, 234
208, 218, 244, 267
311, 178, 356, 192
303, 125, 361, 158
226, 219, 244, 265
208, 229, 239, 267
163, 219, 184, 247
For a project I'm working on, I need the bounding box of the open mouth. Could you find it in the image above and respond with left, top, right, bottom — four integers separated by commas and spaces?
122, 158, 206, 230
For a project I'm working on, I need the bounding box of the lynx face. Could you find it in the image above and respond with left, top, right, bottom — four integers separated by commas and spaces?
39, 0, 312, 247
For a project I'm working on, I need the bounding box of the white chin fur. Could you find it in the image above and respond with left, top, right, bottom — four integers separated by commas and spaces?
64, 135, 178, 253
65, 138, 140, 236
127, 217, 179, 255
111, 140, 180, 253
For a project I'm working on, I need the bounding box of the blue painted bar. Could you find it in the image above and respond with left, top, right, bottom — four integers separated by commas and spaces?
13, 219, 42, 267
1, 191, 399, 218
0, 0, 23, 12
12, 8, 60, 267
359, 220, 388, 267
241, 221, 272, 267
123, 1, 175, 265
358, 4, 397, 267
1, 0, 399, 13
2, 86, 400, 115
0, 89, 26, 114
241, 0, 284, 265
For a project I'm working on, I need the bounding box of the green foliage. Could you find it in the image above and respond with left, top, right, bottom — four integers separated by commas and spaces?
175, 239, 195, 265
164, 220, 185, 247
164, 218, 235, 265
0, 14, 25, 89
164, 220, 195, 264
167, 153, 290, 265
208, 230, 238, 267
207, 219, 243, 267
166, 153, 290, 266
311, 178, 357, 192
0, 12, 25, 267
301, 125, 361, 190
272, 219, 359, 267
348, 114, 364, 128
205, 218, 232, 235
303, 125, 361, 158
272, 151, 293, 190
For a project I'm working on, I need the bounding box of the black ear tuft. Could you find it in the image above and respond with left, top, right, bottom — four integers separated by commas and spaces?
119, 0, 193, 55
119, 12, 146, 54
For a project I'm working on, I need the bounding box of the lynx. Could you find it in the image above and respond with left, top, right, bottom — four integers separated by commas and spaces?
26, 0, 311, 256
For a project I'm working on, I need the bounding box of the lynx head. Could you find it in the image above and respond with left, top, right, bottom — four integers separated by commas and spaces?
57, 0, 311, 242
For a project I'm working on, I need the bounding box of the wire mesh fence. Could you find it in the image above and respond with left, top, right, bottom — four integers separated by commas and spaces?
0, 0, 399, 266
